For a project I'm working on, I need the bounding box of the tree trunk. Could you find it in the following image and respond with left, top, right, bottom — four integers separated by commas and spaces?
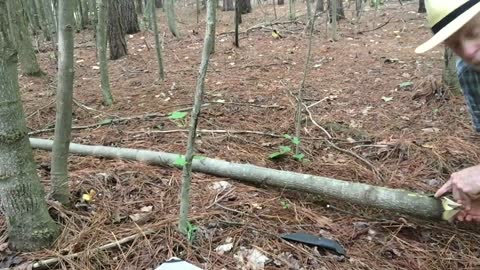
120, 0, 140, 34
51, 0, 75, 205
35, 0, 51, 41
443, 48, 461, 95
234, 0, 240, 47
23, 0, 42, 35
277, 0, 284, 5
330, 0, 337, 40
239, 0, 251, 14
0, 3, 59, 251
80, 0, 90, 28
178, 0, 216, 234
108, 0, 128, 60
418, 0, 425, 13
136, 0, 143, 14
151, 0, 165, 81
155, 0, 163, 8
29, 138, 447, 222
43, 0, 58, 58
165, 0, 180, 37
6, 0, 43, 76
223, 0, 234, 10
97, 0, 113, 105
288, 0, 295, 19
316, 0, 323, 11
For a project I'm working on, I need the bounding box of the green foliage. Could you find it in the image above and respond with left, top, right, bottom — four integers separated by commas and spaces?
168, 111, 188, 127
399, 81, 413, 89
186, 221, 198, 242
281, 200, 291, 209
269, 134, 305, 161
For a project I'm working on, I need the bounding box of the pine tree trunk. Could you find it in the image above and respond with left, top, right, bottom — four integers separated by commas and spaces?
6, 0, 43, 76
165, 0, 180, 37
136, 0, 143, 14
0, 2, 59, 251
418, 0, 425, 13
51, 0, 75, 205
151, 0, 165, 81
120, 0, 140, 34
98, 0, 113, 105
108, 0, 128, 60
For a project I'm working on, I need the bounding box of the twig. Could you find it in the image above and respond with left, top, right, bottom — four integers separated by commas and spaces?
32, 230, 155, 269
302, 103, 384, 181
26, 100, 56, 119
357, 17, 392, 34
73, 98, 119, 118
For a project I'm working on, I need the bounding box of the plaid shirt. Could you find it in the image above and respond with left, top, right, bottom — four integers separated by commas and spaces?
456, 58, 480, 132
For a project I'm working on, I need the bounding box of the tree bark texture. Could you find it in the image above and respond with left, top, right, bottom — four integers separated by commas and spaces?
120, 0, 140, 34
51, 0, 75, 205
29, 138, 446, 221
6, 0, 43, 76
97, 0, 113, 105
108, 0, 128, 60
0, 3, 58, 251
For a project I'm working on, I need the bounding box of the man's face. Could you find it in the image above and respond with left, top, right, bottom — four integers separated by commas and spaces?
445, 15, 480, 66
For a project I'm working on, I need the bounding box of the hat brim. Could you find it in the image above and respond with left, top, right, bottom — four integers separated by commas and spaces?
415, 4, 480, 54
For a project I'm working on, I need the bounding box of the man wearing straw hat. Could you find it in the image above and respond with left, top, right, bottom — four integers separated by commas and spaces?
416, 0, 480, 221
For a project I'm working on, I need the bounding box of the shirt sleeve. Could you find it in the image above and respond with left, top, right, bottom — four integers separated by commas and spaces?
456, 58, 480, 132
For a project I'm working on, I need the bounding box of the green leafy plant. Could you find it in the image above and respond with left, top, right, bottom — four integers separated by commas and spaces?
173, 155, 206, 168
186, 221, 198, 243
168, 111, 188, 127
268, 134, 306, 161
281, 200, 291, 209
269, 146, 292, 159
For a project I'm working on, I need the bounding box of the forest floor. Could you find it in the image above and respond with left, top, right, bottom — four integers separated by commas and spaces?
3, 1, 480, 269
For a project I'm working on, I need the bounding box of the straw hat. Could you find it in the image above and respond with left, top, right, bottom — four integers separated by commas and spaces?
415, 0, 480, 54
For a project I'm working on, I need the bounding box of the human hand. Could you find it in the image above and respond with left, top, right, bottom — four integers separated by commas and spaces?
435, 164, 480, 221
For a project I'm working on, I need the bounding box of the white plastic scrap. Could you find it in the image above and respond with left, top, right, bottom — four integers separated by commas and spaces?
155, 257, 203, 270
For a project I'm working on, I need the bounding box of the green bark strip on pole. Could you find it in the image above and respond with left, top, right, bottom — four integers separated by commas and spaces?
30, 138, 445, 221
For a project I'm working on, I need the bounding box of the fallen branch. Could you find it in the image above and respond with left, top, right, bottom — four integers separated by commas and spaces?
30, 138, 444, 221
357, 17, 392, 34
